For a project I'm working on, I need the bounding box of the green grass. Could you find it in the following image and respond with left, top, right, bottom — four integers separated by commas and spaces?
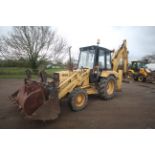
0, 67, 26, 75
45, 68, 65, 74
0, 67, 64, 79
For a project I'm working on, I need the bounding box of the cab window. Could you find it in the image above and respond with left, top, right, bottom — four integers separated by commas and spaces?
98, 50, 105, 69
106, 52, 112, 69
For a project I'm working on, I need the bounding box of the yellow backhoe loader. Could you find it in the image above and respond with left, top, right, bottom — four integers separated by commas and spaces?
128, 61, 155, 82
10, 40, 128, 121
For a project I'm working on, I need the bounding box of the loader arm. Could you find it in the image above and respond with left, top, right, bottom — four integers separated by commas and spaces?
57, 69, 90, 99
112, 40, 128, 76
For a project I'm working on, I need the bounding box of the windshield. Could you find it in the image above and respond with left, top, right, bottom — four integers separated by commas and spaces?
78, 50, 95, 69
132, 62, 147, 69
137, 62, 146, 68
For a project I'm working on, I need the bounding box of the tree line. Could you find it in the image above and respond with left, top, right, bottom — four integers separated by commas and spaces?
141, 54, 155, 63
0, 26, 68, 70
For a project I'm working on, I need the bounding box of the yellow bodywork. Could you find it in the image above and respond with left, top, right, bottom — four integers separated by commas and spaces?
128, 69, 135, 74
56, 69, 90, 99
128, 68, 150, 79
112, 40, 128, 75
139, 68, 149, 77
55, 68, 122, 100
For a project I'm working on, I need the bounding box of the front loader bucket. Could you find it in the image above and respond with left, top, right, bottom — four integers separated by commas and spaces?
11, 80, 60, 121
29, 98, 60, 121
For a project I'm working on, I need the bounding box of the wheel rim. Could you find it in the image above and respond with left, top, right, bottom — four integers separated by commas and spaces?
75, 93, 85, 107
106, 80, 114, 95
138, 76, 143, 82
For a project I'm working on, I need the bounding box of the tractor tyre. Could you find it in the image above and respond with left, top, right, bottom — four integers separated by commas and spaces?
98, 76, 116, 100
128, 71, 134, 80
138, 74, 146, 82
69, 88, 88, 111
133, 74, 138, 81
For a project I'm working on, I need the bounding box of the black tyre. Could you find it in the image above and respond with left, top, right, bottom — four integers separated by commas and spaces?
138, 74, 146, 82
128, 71, 133, 80
69, 88, 88, 111
98, 76, 116, 100
134, 77, 138, 81
132, 73, 138, 81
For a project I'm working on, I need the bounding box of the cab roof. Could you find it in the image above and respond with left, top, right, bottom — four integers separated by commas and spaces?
80, 45, 112, 53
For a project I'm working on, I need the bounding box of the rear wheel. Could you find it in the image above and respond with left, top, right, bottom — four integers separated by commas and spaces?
98, 76, 116, 100
69, 88, 88, 111
133, 74, 138, 81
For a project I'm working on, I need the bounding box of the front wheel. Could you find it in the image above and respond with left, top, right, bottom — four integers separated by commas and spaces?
69, 88, 88, 111
128, 71, 133, 80
98, 76, 116, 100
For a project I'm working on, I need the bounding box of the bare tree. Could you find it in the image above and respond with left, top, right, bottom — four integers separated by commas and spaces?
0, 26, 67, 69
0, 38, 11, 59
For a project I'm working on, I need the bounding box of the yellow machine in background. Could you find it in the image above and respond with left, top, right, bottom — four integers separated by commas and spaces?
11, 40, 128, 121
128, 61, 155, 82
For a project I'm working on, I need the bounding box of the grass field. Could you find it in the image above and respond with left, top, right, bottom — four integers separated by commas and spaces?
0, 67, 64, 79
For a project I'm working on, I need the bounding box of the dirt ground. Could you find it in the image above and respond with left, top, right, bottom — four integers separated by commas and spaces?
0, 79, 155, 129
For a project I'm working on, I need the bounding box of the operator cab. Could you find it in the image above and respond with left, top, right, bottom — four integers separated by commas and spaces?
131, 61, 146, 71
78, 45, 112, 70
78, 45, 113, 83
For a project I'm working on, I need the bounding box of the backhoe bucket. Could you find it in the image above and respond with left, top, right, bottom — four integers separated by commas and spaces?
11, 80, 60, 121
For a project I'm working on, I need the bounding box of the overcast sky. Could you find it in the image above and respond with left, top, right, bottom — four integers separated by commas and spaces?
0, 26, 155, 61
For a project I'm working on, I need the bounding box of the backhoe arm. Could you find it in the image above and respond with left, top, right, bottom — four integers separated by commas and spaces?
112, 40, 128, 75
